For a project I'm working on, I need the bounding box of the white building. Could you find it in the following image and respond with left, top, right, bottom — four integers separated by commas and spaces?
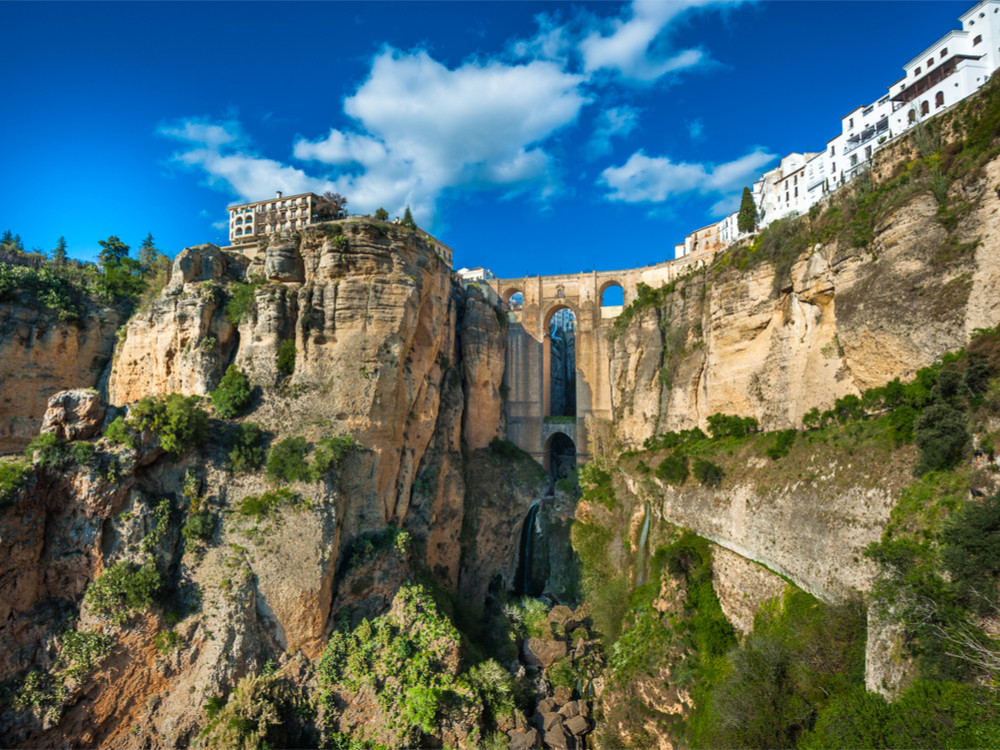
754, 152, 820, 227
227, 191, 321, 245
456, 267, 497, 282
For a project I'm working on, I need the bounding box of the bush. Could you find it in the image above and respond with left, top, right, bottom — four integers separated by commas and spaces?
25, 431, 66, 467
374, 207, 389, 221
104, 415, 135, 449
229, 422, 265, 473
0, 459, 30, 506
84, 561, 161, 626
693, 458, 724, 487
183, 511, 215, 542
309, 435, 358, 481
940, 490, 1000, 601
765, 429, 797, 460
69, 441, 96, 465
130, 393, 209, 455
211, 365, 252, 418
238, 488, 307, 519
655, 453, 689, 485
226, 281, 259, 325
707, 413, 759, 439
154, 628, 183, 654
265, 437, 310, 483
913, 401, 969, 476
887, 404, 917, 445
801, 407, 822, 430
832, 394, 865, 424
276, 339, 296, 375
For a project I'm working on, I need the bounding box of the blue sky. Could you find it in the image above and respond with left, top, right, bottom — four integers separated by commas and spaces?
0, 1, 970, 277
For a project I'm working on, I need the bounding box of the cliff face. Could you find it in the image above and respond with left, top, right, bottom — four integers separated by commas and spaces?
0, 305, 120, 452
611, 157, 1000, 446
0, 222, 537, 748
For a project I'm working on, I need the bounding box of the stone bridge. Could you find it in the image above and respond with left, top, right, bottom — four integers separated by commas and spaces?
485, 253, 708, 473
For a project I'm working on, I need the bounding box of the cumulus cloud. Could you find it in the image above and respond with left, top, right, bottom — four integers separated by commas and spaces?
579, 0, 729, 82
599, 147, 775, 210
292, 48, 588, 222
159, 117, 335, 203
587, 106, 640, 157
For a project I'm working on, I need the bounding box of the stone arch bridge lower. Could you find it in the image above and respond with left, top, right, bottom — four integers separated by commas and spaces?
485, 256, 702, 470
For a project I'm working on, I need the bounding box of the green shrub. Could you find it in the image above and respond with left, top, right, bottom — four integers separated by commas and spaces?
198, 670, 311, 750
69, 441, 96, 465
84, 561, 161, 626
765, 429, 797, 460
887, 404, 917, 445
655, 453, 689, 485
238, 488, 307, 519
183, 511, 215, 542
104, 415, 135, 449
24, 432, 66, 467
309, 435, 358, 481
276, 339, 296, 375
154, 628, 183, 654
130, 393, 209, 455
211, 365, 252, 418
832, 394, 865, 424
226, 281, 260, 325
374, 207, 389, 221
801, 407, 822, 430
940, 489, 1000, 604
57, 629, 115, 679
466, 659, 519, 723
913, 401, 969, 476
0, 459, 30, 506
706, 413, 759, 439
229, 422, 265, 473
692, 458, 724, 487
266, 437, 310, 483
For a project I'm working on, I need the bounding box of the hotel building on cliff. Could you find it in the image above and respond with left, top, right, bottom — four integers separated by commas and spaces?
678, 0, 1000, 262
226, 191, 320, 245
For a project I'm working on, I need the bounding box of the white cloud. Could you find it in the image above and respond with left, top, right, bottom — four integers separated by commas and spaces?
588, 106, 640, 157
292, 48, 588, 222
579, 0, 727, 82
159, 118, 335, 203
599, 147, 775, 206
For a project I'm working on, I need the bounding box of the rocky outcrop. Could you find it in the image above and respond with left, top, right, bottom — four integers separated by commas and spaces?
610, 156, 1000, 446
0, 305, 120, 453
39, 389, 106, 442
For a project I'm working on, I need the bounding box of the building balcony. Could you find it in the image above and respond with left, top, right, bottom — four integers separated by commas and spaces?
844, 117, 889, 155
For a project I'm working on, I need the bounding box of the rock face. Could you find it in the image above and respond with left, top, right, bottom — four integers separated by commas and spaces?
610, 156, 1000, 446
0, 305, 120, 452
39, 389, 106, 442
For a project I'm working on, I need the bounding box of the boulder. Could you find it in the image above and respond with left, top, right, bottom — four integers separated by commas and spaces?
558, 700, 580, 719
40, 390, 105, 442
508, 728, 542, 750
523, 637, 567, 668
535, 711, 563, 732
547, 604, 578, 633
543, 725, 574, 749
553, 684, 573, 704
565, 714, 591, 737
264, 238, 304, 282
167, 244, 228, 292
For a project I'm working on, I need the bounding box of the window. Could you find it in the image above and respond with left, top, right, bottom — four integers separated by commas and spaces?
927, 58, 934, 67
936, 91, 945, 108
849, 117, 854, 128
794, 187, 798, 197
830, 146, 835, 156
974, 34, 983, 45
865, 145, 872, 159
831, 162, 836, 172
915, 67, 922, 76
920, 100, 930, 116
908, 109, 917, 124
941, 48, 948, 58
794, 174, 798, 184
850, 155, 858, 166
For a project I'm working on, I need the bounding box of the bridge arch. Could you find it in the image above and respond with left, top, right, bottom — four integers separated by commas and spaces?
599, 280, 626, 308
543, 431, 577, 479
543, 302, 578, 329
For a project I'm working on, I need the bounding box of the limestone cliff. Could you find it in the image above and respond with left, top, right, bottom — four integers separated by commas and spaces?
0, 304, 120, 452
610, 157, 1000, 447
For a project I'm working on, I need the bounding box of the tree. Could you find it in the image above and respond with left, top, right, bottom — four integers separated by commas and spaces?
374, 207, 389, 221
401, 206, 417, 230
138, 233, 157, 272
98, 236, 130, 268
315, 192, 348, 221
737, 186, 757, 233
52, 236, 68, 265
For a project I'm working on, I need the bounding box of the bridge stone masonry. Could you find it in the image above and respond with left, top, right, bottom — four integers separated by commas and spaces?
484, 251, 710, 475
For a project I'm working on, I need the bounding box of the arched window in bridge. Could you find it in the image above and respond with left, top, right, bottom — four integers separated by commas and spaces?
507, 291, 524, 310
548, 308, 576, 418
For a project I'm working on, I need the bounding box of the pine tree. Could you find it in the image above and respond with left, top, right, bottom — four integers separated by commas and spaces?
401, 206, 417, 230
737, 187, 756, 233
98, 236, 130, 268
139, 233, 157, 272
53, 236, 68, 265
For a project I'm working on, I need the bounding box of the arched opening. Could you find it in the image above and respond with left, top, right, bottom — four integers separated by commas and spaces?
507, 291, 524, 310
547, 307, 576, 418
545, 432, 576, 483
908, 109, 917, 124
935, 91, 945, 108
920, 100, 930, 116
600, 282, 624, 306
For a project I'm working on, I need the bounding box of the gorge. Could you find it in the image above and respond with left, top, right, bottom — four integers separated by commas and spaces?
1, 78, 1000, 749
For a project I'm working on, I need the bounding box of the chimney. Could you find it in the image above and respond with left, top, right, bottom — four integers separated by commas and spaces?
276, 191, 283, 199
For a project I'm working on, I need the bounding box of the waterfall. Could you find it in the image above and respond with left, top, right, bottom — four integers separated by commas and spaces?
636, 502, 651, 587
515, 502, 541, 596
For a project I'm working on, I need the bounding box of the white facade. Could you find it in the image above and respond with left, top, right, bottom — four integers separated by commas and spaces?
227, 191, 320, 245
456, 267, 497, 282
